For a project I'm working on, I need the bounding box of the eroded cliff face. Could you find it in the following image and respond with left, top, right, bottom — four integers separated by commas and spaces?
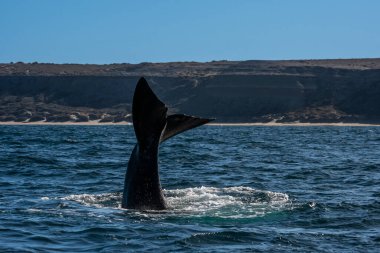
0, 59, 380, 123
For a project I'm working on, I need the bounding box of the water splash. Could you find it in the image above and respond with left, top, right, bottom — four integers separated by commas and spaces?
59, 186, 290, 219
60, 192, 122, 209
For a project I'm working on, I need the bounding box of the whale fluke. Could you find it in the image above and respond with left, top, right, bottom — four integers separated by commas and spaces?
161, 114, 212, 142
122, 77, 213, 210
132, 77, 167, 147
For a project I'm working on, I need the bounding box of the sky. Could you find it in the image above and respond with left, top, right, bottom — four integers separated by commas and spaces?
0, 0, 379, 64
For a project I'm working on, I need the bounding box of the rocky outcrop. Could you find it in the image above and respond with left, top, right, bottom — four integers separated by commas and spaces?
0, 59, 380, 123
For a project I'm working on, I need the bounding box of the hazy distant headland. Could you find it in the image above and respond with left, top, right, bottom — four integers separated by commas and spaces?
1, 58, 380, 124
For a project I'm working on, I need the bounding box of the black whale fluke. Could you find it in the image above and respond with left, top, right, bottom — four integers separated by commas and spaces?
132, 77, 167, 148
122, 77, 213, 210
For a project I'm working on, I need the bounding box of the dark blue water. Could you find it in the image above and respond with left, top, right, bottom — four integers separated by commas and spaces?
0, 125, 379, 252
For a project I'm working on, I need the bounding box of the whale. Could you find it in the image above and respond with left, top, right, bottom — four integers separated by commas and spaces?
122, 77, 213, 210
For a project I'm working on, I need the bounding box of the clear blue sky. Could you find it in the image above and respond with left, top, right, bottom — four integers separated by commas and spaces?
1, 0, 379, 64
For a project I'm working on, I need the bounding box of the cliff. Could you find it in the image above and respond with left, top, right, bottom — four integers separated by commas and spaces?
1, 59, 380, 123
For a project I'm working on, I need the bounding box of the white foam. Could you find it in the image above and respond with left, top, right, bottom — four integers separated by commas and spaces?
59, 186, 290, 219
164, 186, 290, 218
61, 192, 121, 209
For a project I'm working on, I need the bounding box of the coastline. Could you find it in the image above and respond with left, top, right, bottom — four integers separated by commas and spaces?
0, 120, 132, 126
0, 120, 379, 127
208, 122, 380, 127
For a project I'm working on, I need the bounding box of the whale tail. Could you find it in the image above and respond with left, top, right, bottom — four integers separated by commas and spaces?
132, 77, 168, 148
132, 77, 213, 145
161, 114, 213, 142
123, 77, 213, 210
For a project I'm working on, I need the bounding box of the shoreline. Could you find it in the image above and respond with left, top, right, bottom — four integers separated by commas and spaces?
0, 120, 379, 127
208, 122, 380, 127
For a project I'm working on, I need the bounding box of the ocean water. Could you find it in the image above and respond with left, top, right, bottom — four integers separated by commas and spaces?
0, 125, 379, 252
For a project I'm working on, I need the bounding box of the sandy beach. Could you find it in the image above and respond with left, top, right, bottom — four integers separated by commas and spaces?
1, 120, 379, 127
207, 122, 380, 127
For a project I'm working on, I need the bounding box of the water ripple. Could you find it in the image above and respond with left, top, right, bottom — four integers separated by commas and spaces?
0, 125, 379, 252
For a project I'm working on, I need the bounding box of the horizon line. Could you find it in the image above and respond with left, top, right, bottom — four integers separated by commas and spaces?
2, 57, 380, 65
